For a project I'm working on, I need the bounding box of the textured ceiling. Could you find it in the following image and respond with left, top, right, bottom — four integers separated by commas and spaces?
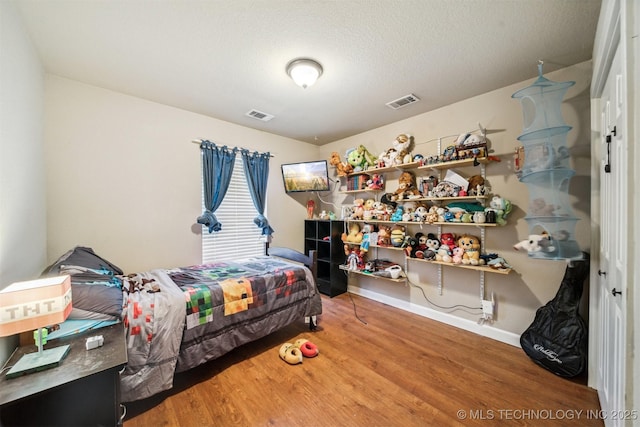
16, 0, 602, 145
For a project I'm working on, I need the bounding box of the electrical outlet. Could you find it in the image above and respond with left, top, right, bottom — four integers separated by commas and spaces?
481, 292, 495, 323
482, 299, 494, 317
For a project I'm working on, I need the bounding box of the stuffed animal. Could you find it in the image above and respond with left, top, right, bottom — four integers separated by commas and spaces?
457, 234, 483, 265
346, 148, 367, 172
414, 205, 428, 222
362, 198, 376, 221
377, 225, 391, 246
378, 147, 398, 168
435, 243, 452, 263
341, 222, 363, 246
370, 201, 384, 220
514, 232, 556, 253
467, 175, 487, 196
412, 233, 427, 258
404, 235, 419, 257
487, 195, 512, 226
452, 246, 465, 264
367, 173, 384, 190
440, 233, 456, 249
390, 171, 422, 201
351, 198, 365, 220
423, 233, 440, 260
329, 151, 353, 177
390, 224, 406, 247
435, 233, 455, 262
402, 208, 413, 222
357, 145, 378, 169
380, 193, 397, 210
390, 205, 404, 222
347, 145, 377, 171
488, 257, 512, 271
393, 134, 414, 164
425, 206, 439, 224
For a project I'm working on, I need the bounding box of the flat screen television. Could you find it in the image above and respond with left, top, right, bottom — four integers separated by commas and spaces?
281, 160, 330, 193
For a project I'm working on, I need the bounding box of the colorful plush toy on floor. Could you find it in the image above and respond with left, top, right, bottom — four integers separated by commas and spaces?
279, 343, 303, 365
294, 338, 319, 358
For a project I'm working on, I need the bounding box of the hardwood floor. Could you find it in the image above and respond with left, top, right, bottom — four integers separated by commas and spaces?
124, 293, 602, 427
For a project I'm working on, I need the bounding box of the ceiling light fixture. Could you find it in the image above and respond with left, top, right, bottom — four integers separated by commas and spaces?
286, 58, 323, 89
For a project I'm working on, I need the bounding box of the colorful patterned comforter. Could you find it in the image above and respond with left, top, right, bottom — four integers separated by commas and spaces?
120, 255, 321, 402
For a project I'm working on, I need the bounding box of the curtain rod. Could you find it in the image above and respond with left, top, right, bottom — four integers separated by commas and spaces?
191, 139, 274, 157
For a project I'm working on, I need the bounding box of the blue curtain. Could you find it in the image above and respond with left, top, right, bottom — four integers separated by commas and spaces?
241, 149, 274, 240
197, 141, 237, 233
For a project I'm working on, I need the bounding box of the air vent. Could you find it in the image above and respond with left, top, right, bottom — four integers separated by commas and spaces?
245, 109, 274, 122
385, 94, 420, 110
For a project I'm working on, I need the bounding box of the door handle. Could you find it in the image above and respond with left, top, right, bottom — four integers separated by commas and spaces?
612, 288, 622, 297
604, 126, 616, 173
605, 135, 611, 173
598, 270, 607, 277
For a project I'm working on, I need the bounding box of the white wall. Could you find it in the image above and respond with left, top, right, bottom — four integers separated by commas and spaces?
0, 0, 47, 363
318, 62, 593, 342
44, 76, 320, 273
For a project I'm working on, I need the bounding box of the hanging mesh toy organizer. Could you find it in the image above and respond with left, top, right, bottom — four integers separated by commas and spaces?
512, 64, 581, 260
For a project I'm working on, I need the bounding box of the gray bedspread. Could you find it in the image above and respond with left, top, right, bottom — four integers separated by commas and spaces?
120, 256, 321, 402
120, 269, 186, 402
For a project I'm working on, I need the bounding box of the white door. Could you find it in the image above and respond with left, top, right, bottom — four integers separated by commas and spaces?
597, 43, 627, 427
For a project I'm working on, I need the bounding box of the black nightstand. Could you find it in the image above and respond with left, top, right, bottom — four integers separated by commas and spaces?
0, 323, 127, 426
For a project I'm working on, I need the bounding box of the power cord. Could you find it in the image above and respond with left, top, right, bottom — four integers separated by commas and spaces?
347, 291, 368, 325
407, 278, 483, 314
340, 270, 368, 325
341, 269, 481, 324
315, 178, 342, 211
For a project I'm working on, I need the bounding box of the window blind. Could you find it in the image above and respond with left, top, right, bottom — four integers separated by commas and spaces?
201, 156, 264, 263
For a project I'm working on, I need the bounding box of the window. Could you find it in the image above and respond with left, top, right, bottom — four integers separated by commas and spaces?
201, 156, 265, 262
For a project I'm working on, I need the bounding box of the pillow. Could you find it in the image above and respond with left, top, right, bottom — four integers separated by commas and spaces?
67, 282, 123, 320
43, 246, 123, 276
43, 246, 124, 320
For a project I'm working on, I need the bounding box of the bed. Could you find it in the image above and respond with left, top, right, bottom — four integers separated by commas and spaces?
42, 246, 322, 402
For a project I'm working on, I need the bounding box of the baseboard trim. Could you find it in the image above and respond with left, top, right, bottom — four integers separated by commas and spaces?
347, 286, 522, 348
